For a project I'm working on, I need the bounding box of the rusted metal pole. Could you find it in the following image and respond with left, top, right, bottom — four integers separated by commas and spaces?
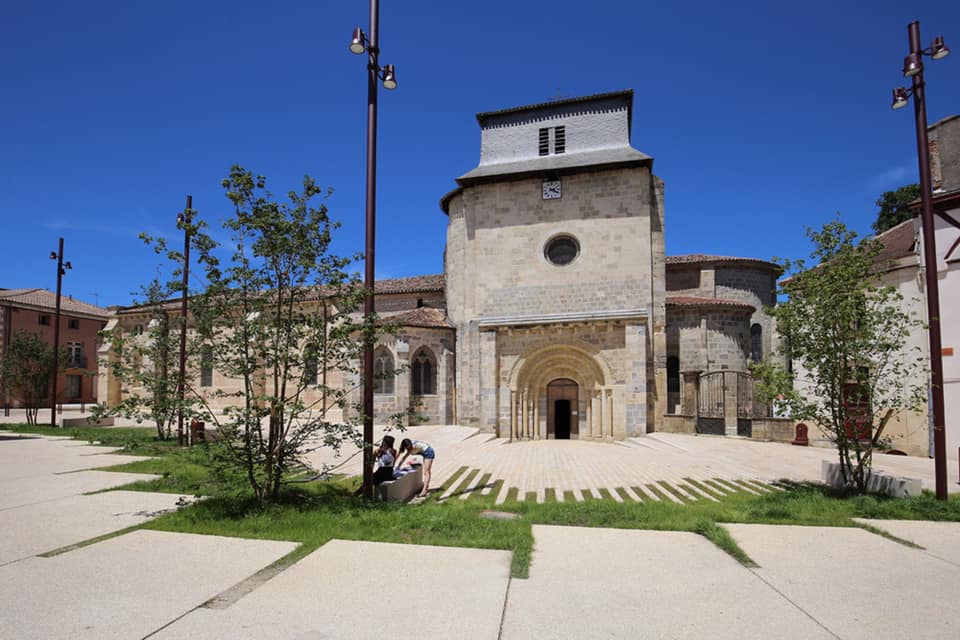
50, 238, 64, 427
908, 21, 948, 500
361, 0, 380, 500
177, 195, 192, 446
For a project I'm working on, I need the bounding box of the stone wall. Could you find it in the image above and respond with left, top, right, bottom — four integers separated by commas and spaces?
665, 307, 751, 372
348, 327, 456, 426
446, 165, 659, 432
375, 291, 444, 313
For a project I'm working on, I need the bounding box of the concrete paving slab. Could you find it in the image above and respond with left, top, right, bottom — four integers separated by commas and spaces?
0, 490, 186, 565
0, 530, 298, 640
155, 539, 512, 640
501, 525, 832, 639
854, 518, 960, 567
0, 469, 160, 511
0, 436, 147, 481
725, 524, 960, 639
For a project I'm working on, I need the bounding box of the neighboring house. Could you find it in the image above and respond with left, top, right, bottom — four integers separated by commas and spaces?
922, 114, 960, 459
99, 91, 781, 442
798, 113, 960, 458
0, 288, 110, 408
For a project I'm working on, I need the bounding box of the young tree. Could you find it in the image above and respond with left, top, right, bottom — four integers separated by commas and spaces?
96, 215, 218, 440
873, 183, 920, 234
753, 220, 927, 494
196, 166, 394, 504
0, 331, 62, 425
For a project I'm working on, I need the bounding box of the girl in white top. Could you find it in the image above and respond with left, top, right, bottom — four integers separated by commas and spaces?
396, 438, 436, 498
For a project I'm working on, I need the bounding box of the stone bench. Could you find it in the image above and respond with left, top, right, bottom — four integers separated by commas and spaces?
376, 466, 424, 502
821, 460, 922, 498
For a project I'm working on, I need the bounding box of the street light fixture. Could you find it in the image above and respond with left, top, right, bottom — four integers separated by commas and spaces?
350, 0, 398, 499
890, 20, 951, 500
49, 238, 71, 427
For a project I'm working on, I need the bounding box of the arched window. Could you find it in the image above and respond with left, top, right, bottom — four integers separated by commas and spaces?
373, 346, 395, 394
411, 347, 436, 395
750, 324, 763, 363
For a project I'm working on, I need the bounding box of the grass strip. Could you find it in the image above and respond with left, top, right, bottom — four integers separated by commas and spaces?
695, 522, 757, 567
39, 524, 144, 557
855, 523, 924, 549
684, 478, 724, 500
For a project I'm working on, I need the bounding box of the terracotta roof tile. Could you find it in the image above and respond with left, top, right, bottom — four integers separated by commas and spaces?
666, 295, 756, 312
380, 307, 453, 329
0, 288, 110, 318
666, 254, 782, 273
873, 219, 917, 263
374, 274, 445, 295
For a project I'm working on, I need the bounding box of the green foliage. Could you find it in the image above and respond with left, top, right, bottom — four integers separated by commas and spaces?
191, 166, 400, 504
96, 209, 218, 440
753, 219, 926, 493
0, 331, 62, 424
873, 183, 920, 234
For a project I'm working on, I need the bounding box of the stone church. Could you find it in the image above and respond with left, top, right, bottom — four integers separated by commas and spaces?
360, 90, 780, 439
102, 90, 781, 440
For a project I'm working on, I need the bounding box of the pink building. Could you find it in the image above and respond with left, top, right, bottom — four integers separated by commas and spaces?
0, 289, 109, 408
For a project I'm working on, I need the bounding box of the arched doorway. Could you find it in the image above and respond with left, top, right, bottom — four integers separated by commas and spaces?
547, 378, 578, 439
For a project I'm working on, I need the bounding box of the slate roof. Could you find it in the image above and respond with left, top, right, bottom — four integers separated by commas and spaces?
0, 288, 110, 318
666, 296, 756, 312
456, 147, 652, 184
475, 90, 635, 123
666, 254, 782, 273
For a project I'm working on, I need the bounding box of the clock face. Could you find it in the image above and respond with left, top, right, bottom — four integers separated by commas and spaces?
542, 180, 561, 200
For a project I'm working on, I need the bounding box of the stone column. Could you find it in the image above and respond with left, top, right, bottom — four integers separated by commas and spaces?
723, 370, 738, 436
509, 389, 516, 441
606, 389, 614, 439
533, 393, 540, 439
586, 392, 593, 439
521, 390, 528, 440
681, 371, 700, 416
597, 389, 604, 440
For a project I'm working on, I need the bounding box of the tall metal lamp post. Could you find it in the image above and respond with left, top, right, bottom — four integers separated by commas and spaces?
176, 195, 193, 446
49, 238, 72, 427
891, 20, 951, 499
350, 0, 398, 499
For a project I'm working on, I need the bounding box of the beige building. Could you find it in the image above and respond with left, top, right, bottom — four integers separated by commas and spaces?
100, 91, 783, 442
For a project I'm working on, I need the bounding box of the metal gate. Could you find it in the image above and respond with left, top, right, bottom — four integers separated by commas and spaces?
697, 371, 769, 437
696, 371, 725, 435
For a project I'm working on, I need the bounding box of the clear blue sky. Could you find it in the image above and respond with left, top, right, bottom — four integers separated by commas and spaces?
2, 1, 958, 308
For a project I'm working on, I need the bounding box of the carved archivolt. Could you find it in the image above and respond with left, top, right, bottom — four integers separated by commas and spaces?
508, 340, 611, 394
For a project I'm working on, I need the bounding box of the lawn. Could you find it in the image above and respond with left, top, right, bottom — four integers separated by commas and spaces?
6, 423, 960, 577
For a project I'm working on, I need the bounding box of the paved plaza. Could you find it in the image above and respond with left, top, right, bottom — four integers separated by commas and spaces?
305, 424, 960, 503
2, 427, 960, 638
